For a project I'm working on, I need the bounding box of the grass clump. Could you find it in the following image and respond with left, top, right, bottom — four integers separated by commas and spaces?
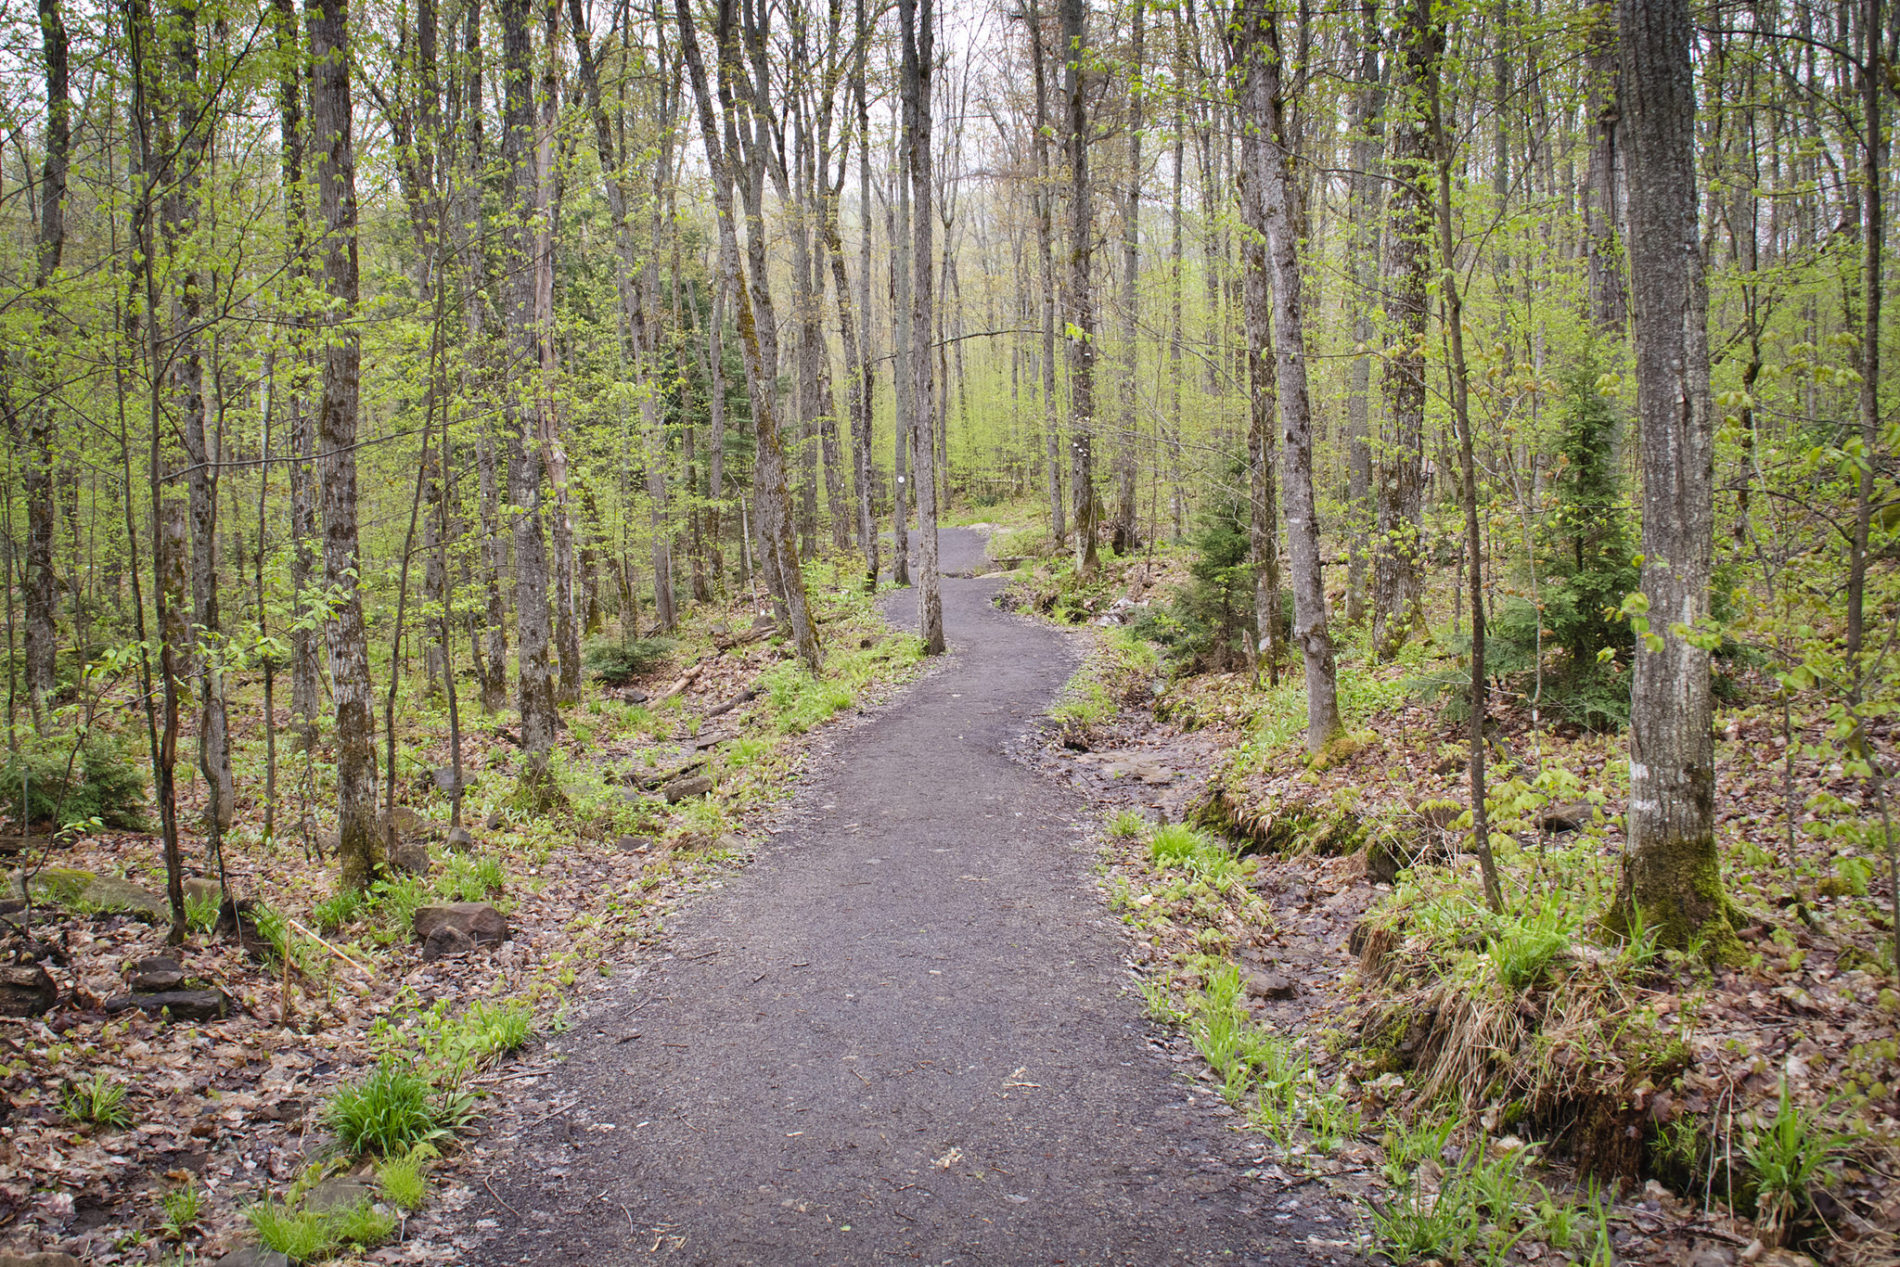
246, 1196, 395, 1264
376, 1151, 431, 1213
759, 662, 854, 734
324, 1062, 470, 1156
160, 1180, 205, 1239
60, 1073, 131, 1128
1743, 1081, 1851, 1247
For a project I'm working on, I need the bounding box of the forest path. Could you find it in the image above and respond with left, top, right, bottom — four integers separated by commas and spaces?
461, 528, 1349, 1266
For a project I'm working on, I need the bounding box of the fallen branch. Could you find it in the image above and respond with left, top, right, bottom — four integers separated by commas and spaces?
282, 915, 375, 978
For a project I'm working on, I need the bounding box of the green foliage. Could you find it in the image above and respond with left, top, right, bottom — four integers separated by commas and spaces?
323, 1062, 470, 1156
313, 887, 366, 934
436, 853, 506, 902
582, 637, 677, 685
60, 1073, 131, 1128
1544, 367, 1640, 666
376, 1153, 430, 1213
185, 888, 221, 935
245, 1196, 395, 1263
160, 1179, 205, 1239
1366, 1141, 1530, 1265
0, 732, 148, 831
761, 663, 853, 734
1106, 809, 1148, 838
1142, 462, 1266, 672
1742, 1081, 1851, 1243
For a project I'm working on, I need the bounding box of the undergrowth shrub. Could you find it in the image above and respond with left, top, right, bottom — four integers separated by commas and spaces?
0, 732, 148, 830
583, 637, 676, 686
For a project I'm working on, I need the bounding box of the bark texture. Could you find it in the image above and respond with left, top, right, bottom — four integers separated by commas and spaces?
1611, 0, 1731, 952
309, 0, 380, 890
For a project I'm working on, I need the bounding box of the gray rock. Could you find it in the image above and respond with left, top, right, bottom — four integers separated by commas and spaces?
615, 835, 651, 853
421, 924, 475, 961
382, 806, 428, 839
103, 988, 227, 1022
216, 1248, 290, 1267
0, 964, 56, 1017
302, 1175, 377, 1213
183, 877, 222, 906
444, 826, 475, 852
431, 767, 463, 795
1245, 972, 1297, 1002
1540, 802, 1597, 834
37, 869, 168, 921
412, 902, 508, 946
127, 955, 185, 991
663, 774, 714, 804
389, 838, 432, 877
0, 1253, 84, 1267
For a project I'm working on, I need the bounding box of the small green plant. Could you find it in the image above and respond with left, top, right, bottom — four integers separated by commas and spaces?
1366, 1163, 1483, 1265
1527, 1190, 1581, 1249
1742, 1081, 1851, 1246
324, 1062, 469, 1156
461, 1000, 533, 1063
160, 1179, 205, 1238
1151, 823, 1202, 866
376, 1153, 429, 1212
436, 853, 505, 902
313, 887, 364, 934
60, 1073, 131, 1128
1107, 809, 1148, 838
185, 888, 221, 935
1489, 909, 1570, 990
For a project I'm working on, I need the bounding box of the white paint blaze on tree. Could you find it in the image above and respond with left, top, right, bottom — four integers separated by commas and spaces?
1611, 0, 1734, 951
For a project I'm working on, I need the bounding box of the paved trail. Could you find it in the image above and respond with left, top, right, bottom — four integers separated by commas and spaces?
464, 529, 1348, 1265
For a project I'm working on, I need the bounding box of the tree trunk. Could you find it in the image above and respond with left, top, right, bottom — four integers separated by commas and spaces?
1610, 0, 1731, 953
309, 0, 380, 890
1061, 0, 1099, 575
1028, 0, 1065, 550
1115, 0, 1146, 555
1372, 0, 1431, 661
1235, 0, 1342, 752
892, 145, 914, 586
500, 0, 561, 801
1343, 0, 1382, 625
675, 0, 822, 671
19, 0, 71, 732
1584, 9, 1628, 330
900, 0, 945, 653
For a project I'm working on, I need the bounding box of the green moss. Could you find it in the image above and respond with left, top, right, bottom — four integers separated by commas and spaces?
1601, 834, 1744, 965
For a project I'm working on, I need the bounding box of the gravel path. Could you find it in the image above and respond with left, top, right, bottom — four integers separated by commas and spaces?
462, 528, 1352, 1266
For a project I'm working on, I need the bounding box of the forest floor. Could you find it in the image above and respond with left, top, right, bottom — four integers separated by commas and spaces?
0, 556, 932, 1264
995, 532, 1900, 1267
436, 526, 1357, 1266
7, 517, 1897, 1267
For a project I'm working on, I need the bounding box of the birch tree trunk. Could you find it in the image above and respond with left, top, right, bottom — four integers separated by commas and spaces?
309, 0, 380, 888
1235, 0, 1341, 751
